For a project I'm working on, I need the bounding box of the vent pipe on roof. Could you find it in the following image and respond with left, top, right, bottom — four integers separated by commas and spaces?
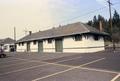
29, 31, 32, 35
99, 21, 103, 32
59, 25, 62, 27
52, 27, 55, 29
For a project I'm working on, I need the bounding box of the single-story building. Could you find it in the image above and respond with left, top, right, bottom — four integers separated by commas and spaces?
0, 38, 16, 52
16, 22, 109, 53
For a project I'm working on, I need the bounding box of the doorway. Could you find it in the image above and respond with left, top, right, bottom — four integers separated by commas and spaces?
27, 42, 30, 52
38, 41, 43, 53
55, 38, 63, 52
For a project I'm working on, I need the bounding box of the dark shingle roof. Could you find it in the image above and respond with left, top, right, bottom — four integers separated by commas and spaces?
17, 22, 108, 43
0, 38, 15, 44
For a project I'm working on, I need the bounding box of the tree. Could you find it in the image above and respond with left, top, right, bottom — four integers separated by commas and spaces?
87, 10, 120, 43
87, 20, 93, 26
98, 15, 107, 31
87, 15, 107, 30
93, 16, 99, 29
87, 10, 120, 34
112, 26, 120, 43
112, 10, 120, 30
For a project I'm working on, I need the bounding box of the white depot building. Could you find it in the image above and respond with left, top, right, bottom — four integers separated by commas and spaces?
16, 22, 108, 53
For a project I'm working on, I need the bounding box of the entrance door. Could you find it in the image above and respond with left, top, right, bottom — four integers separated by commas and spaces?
55, 39, 63, 52
27, 42, 30, 52
38, 41, 43, 53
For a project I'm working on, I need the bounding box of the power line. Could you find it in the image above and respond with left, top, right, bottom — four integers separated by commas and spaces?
55, 7, 107, 25
14, 27, 16, 41
111, 2, 120, 11
23, 28, 29, 36
42, 1, 120, 29
51, 1, 120, 27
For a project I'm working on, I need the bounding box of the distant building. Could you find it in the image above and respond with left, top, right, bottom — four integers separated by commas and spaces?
0, 38, 16, 52
16, 22, 109, 53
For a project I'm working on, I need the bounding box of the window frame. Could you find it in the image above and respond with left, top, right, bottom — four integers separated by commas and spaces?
22, 42, 24, 46
48, 39, 52, 44
93, 35, 100, 41
33, 40, 37, 45
74, 35, 82, 41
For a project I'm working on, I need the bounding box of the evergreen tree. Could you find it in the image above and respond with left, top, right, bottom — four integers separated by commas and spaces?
87, 10, 120, 34
93, 16, 99, 29
87, 20, 93, 26
112, 10, 120, 43
87, 10, 120, 43
112, 10, 120, 30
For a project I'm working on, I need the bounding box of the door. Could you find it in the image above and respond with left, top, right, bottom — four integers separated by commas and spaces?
27, 42, 30, 52
38, 41, 43, 53
55, 38, 63, 52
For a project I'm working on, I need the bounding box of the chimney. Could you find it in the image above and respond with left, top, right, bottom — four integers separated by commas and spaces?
29, 31, 32, 35
59, 25, 62, 27
99, 21, 103, 32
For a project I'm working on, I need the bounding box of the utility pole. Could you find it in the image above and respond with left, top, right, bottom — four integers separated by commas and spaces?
108, 0, 113, 32
14, 27, 16, 41
14, 27, 16, 52
107, 0, 115, 51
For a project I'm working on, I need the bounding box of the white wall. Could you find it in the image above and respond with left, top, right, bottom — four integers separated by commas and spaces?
3, 43, 15, 52
16, 43, 27, 52
30, 42, 38, 52
43, 40, 55, 52
63, 36, 105, 53
63, 36, 85, 53
83, 36, 105, 53
16, 35, 105, 53
4, 44, 10, 52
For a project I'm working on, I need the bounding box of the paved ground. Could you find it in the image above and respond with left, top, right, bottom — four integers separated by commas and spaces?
0, 51, 120, 81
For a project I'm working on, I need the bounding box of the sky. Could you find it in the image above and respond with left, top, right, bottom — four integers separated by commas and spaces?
0, 0, 120, 40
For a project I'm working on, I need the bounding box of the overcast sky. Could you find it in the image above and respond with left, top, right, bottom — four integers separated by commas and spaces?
0, 0, 120, 39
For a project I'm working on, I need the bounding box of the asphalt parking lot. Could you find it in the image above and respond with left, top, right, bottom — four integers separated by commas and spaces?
0, 51, 120, 81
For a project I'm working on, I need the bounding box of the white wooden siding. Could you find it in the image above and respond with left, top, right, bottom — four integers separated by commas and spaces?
30, 42, 38, 52
4, 44, 10, 52
63, 36, 105, 53
43, 40, 55, 52
17, 43, 27, 52
16, 35, 105, 53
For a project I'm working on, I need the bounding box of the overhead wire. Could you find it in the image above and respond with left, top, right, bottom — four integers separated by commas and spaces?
46, 1, 120, 28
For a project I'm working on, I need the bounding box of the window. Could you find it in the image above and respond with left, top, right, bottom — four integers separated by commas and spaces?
48, 39, 52, 43
4, 45, 8, 50
18, 43, 21, 46
74, 35, 82, 41
22, 42, 24, 46
33, 40, 37, 45
93, 35, 99, 41
84, 35, 88, 39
